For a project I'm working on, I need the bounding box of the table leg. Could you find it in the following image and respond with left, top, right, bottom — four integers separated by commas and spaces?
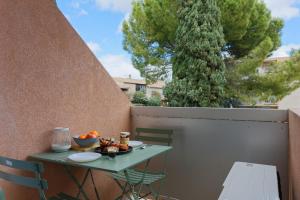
114, 179, 129, 200
76, 169, 90, 199
90, 170, 101, 200
113, 158, 154, 200
124, 170, 139, 200
63, 166, 90, 200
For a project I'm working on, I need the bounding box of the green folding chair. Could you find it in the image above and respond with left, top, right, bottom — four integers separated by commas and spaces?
0, 188, 5, 200
0, 156, 79, 200
112, 128, 173, 200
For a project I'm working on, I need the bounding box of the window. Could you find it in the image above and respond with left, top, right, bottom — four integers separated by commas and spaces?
136, 84, 146, 92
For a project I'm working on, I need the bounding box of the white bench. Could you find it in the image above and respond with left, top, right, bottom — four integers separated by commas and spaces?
218, 162, 280, 200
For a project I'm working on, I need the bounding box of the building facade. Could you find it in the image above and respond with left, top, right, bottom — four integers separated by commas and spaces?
114, 77, 165, 99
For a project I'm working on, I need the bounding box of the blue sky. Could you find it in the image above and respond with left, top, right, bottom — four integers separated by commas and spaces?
57, 0, 300, 79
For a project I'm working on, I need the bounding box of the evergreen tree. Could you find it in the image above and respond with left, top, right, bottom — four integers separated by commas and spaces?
164, 0, 226, 107
122, 0, 283, 82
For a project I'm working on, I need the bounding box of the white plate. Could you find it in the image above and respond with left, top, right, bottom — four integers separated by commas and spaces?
68, 152, 101, 163
128, 141, 143, 147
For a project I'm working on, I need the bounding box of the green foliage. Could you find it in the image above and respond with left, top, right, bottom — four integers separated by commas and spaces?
257, 52, 300, 102
131, 91, 161, 106
227, 45, 300, 104
147, 96, 161, 106
123, 0, 288, 106
266, 18, 284, 54
225, 36, 274, 104
227, 2, 283, 57
123, 0, 283, 81
122, 0, 177, 82
132, 91, 148, 105
218, 0, 255, 42
164, 0, 226, 107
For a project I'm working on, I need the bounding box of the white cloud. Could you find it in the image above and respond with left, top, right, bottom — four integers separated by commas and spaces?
271, 44, 300, 57
95, 0, 133, 13
99, 54, 141, 79
87, 41, 101, 53
70, 0, 90, 16
71, 1, 80, 9
78, 9, 88, 16
263, 0, 300, 20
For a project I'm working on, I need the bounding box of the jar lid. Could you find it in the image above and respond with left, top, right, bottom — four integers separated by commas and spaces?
54, 127, 70, 132
120, 132, 130, 136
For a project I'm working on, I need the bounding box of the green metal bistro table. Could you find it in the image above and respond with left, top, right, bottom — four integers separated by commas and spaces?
30, 145, 172, 200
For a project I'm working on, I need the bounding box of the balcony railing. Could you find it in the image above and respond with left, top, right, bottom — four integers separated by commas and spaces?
131, 106, 289, 199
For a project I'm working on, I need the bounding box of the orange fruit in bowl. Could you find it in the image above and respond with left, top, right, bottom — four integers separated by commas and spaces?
86, 133, 97, 139
79, 134, 87, 139
89, 130, 100, 137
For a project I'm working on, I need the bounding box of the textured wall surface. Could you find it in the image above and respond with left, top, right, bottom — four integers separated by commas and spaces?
0, 0, 131, 199
289, 109, 300, 200
131, 107, 289, 200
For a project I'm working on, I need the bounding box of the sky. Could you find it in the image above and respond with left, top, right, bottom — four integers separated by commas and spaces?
57, 0, 300, 79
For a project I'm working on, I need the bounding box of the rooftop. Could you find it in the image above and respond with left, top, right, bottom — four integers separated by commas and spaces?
114, 77, 165, 89
264, 56, 290, 63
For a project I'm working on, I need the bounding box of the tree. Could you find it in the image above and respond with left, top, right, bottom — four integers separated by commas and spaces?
226, 43, 300, 105
132, 91, 148, 105
242, 51, 300, 104
147, 96, 161, 106
123, 0, 177, 82
225, 36, 275, 104
164, 0, 226, 107
131, 91, 162, 106
123, 0, 283, 81
226, 2, 283, 57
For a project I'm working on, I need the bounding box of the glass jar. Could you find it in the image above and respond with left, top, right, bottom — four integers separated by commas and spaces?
120, 132, 130, 145
51, 127, 71, 152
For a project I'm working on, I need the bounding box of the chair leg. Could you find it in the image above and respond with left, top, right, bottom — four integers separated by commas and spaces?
121, 183, 129, 199
140, 191, 152, 199
149, 184, 160, 200
138, 182, 146, 197
124, 170, 141, 200
155, 178, 166, 200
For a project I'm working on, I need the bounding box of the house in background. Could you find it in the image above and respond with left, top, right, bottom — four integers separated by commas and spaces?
257, 57, 290, 75
114, 77, 165, 99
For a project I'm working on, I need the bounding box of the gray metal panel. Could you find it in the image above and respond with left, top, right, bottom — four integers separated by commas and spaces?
131, 107, 288, 200
131, 106, 288, 122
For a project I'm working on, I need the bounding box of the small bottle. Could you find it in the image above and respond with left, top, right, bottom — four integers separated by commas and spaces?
120, 132, 130, 145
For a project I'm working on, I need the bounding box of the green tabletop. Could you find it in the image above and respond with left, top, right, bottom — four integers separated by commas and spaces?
30, 145, 172, 173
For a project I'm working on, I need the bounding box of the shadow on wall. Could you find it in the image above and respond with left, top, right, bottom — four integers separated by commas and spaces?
0, 0, 131, 199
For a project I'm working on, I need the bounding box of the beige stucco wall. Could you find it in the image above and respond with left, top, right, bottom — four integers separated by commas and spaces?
289, 109, 300, 200
0, 0, 131, 199
145, 87, 163, 98
279, 88, 300, 109
124, 83, 136, 99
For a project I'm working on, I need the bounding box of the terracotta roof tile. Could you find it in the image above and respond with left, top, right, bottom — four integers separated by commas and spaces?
114, 77, 165, 89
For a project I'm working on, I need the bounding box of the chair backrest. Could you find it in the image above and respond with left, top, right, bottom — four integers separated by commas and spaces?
0, 156, 48, 200
0, 188, 5, 200
135, 128, 173, 146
